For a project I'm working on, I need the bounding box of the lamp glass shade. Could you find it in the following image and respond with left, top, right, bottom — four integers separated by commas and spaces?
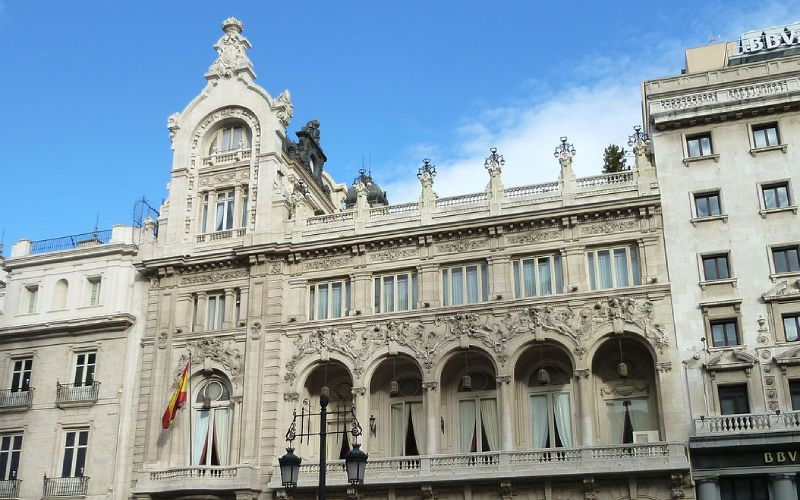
344, 443, 368, 485
278, 447, 302, 487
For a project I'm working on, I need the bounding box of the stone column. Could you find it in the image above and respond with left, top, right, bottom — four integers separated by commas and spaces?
575, 369, 593, 446
770, 473, 796, 499
423, 382, 439, 455
695, 477, 720, 500
496, 375, 513, 450
175, 293, 192, 333
193, 292, 206, 332
222, 288, 235, 329
239, 287, 249, 324
234, 185, 244, 229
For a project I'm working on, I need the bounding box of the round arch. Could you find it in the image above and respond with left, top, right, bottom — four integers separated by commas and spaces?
433, 343, 499, 385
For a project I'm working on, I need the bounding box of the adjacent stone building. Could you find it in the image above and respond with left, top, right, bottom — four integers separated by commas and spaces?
644, 24, 800, 500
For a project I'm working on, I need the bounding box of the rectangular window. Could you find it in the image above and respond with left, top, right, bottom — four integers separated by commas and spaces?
87, 277, 101, 306
710, 319, 739, 347
234, 290, 241, 325
512, 255, 563, 298
73, 352, 96, 387
762, 182, 791, 209
61, 429, 88, 477
772, 246, 800, 274
309, 279, 351, 320
24, 285, 38, 314
702, 254, 731, 281
752, 123, 779, 148
10, 359, 32, 392
206, 292, 226, 331
686, 133, 712, 158
718, 384, 750, 415
241, 189, 249, 228
374, 271, 418, 314
790, 380, 800, 411
694, 191, 721, 217
201, 194, 209, 232
0, 434, 22, 481
586, 245, 640, 290
718, 476, 768, 500
215, 191, 235, 231
784, 314, 800, 342
441, 263, 489, 307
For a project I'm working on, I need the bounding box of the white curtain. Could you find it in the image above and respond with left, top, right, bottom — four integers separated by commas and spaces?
318, 284, 329, 320
452, 268, 464, 305
538, 259, 551, 295
459, 400, 476, 452
213, 408, 230, 465
409, 402, 424, 454
531, 395, 549, 448
630, 246, 641, 285
614, 249, 629, 287
397, 274, 408, 311
523, 260, 536, 296
480, 399, 499, 452
215, 202, 225, 231
606, 401, 625, 444
383, 277, 394, 312
553, 393, 573, 447
206, 296, 217, 330
627, 399, 651, 432
331, 283, 342, 318
391, 404, 404, 456
597, 250, 613, 289
466, 266, 479, 303
193, 410, 210, 464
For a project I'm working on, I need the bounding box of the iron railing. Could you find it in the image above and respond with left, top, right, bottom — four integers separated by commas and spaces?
43, 476, 88, 497
0, 388, 33, 409
31, 230, 111, 254
0, 479, 20, 498
56, 382, 99, 406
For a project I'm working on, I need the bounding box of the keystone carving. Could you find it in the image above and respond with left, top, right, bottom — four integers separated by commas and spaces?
173, 338, 245, 388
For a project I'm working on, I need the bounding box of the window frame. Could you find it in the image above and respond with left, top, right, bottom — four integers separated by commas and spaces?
701, 253, 732, 281
10, 358, 32, 393
790, 379, 800, 411
751, 122, 780, 149
22, 285, 39, 314
214, 190, 236, 232
86, 276, 102, 307
208, 125, 251, 154
771, 244, 800, 275
761, 181, 792, 210
0, 433, 23, 481
72, 351, 97, 387
60, 428, 89, 478
586, 244, 641, 291
717, 384, 750, 415
441, 262, 490, 307
692, 190, 723, 219
685, 132, 713, 158
512, 254, 564, 299
308, 278, 352, 321
205, 292, 226, 331
709, 318, 740, 347
374, 270, 418, 314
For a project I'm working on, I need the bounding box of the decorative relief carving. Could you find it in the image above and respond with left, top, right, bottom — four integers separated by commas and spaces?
579, 218, 638, 235
496, 375, 511, 385
167, 113, 180, 147
573, 368, 590, 379
157, 332, 168, 349
435, 238, 488, 254
284, 392, 299, 402
421, 381, 438, 392
269, 260, 283, 274
173, 338, 244, 387
250, 321, 262, 340
351, 386, 366, 396
304, 256, 351, 271
274, 89, 294, 128
207, 17, 253, 79
369, 247, 418, 262
180, 269, 248, 285
656, 361, 673, 372
507, 229, 561, 246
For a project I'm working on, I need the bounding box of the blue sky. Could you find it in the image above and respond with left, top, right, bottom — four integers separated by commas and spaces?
1, 1, 799, 252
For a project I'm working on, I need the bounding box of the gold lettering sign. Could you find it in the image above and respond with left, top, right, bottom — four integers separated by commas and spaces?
763, 451, 800, 464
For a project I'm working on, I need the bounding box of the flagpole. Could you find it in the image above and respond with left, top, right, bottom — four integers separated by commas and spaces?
188, 352, 193, 466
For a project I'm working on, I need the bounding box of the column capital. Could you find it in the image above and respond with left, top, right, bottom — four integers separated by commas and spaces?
695, 476, 718, 484
422, 381, 438, 392
769, 472, 796, 480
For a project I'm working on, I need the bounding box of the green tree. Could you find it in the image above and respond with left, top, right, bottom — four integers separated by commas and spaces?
602, 144, 629, 173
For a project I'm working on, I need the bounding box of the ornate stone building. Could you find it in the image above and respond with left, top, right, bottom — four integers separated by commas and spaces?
126, 17, 692, 500
644, 24, 800, 500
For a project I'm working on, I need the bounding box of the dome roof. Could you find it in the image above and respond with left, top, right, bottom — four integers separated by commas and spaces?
344, 169, 389, 208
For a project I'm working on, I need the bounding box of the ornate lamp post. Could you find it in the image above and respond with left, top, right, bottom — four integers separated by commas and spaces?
279, 390, 367, 498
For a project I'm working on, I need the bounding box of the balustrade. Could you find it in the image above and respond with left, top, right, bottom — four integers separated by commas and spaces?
0, 389, 33, 410
435, 192, 488, 208
0, 479, 20, 499
504, 182, 559, 199
575, 171, 634, 189
149, 466, 240, 480
369, 203, 419, 218
56, 381, 99, 407
202, 148, 252, 166
693, 412, 800, 435
43, 476, 88, 497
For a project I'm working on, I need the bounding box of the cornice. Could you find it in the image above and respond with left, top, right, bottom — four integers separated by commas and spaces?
0, 313, 136, 340
3, 243, 138, 271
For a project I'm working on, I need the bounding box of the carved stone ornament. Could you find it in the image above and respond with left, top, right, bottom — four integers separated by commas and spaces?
206, 17, 254, 80
507, 229, 561, 246
304, 256, 351, 271
369, 247, 417, 262
435, 238, 489, 254
656, 361, 673, 373
283, 296, 669, 384
180, 268, 248, 285
421, 381, 438, 392
173, 338, 245, 388
704, 349, 758, 373
273, 89, 294, 128
670, 472, 686, 499
283, 392, 300, 402
157, 331, 169, 349
573, 368, 590, 379
250, 321, 262, 340
496, 375, 511, 385
167, 112, 180, 147
579, 218, 638, 236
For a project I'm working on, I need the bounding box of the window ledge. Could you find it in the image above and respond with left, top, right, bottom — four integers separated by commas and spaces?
749, 144, 788, 156
683, 154, 720, 166
690, 214, 728, 227
759, 205, 798, 218
770, 271, 800, 283
699, 278, 738, 290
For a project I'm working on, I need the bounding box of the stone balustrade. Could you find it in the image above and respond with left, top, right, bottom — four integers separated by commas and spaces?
196, 228, 247, 243
133, 465, 261, 496
503, 181, 560, 199
435, 192, 489, 208
202, 148, 252, 167
575, 171, 635, 189
693, 411, 800, 436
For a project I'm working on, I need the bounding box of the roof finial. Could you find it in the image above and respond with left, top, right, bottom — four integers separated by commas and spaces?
206, 17, 255, 81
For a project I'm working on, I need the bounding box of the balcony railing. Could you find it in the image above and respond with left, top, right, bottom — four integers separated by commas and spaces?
0, 479, 20, 499
0, 389, 33, 410
694, 411, 800, 436
56, 382, 99, 407
202, 148, 252, 166
133, 465, 260, 496
43, 476, 88, 497
435, 192, 488, 208
196, 228, 246, 242
575, 171, 634, 189
31, 230, 111, 254
149, 466, 240, 480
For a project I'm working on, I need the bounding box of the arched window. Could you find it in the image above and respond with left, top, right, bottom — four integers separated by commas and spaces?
52, 279, 69, 310
527, 366, 573, 449
192, 378, 232, 466
208, 125, 251, 154
456, 369, 498, 453
389, 376, 423, 457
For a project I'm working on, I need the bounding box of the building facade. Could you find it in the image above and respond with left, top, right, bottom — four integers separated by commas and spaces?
0, 227, 145, 499
125, 18, 692, 500
644, 25, 800, 500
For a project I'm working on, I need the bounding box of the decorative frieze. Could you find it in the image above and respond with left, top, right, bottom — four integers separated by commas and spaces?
507, 229, 561, 246
579, 218, 638, 235
180, 268, 248, 285
435, 238, 488, 254
369, 247, 418, 262
304, 256, 351, 271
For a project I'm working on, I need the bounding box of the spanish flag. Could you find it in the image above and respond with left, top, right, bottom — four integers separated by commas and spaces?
162, 362, 190, 430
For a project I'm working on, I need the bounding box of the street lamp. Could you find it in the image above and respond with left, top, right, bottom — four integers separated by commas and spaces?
344, 443, 368, 485
278, 447, 301, 488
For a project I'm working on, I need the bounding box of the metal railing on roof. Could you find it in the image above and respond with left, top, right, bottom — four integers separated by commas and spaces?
30, 230, 112, 254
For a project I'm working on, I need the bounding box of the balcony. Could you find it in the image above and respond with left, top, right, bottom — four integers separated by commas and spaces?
43, 476, 88, 497
267, 443, 689, 490
56, 382, 99, 408
693, 411, 800, 436
132, 465, 261, 497
0, 389, 33, 411
202, 148, 252, 167
196, 228, 246, 243
0, 479, 20, 499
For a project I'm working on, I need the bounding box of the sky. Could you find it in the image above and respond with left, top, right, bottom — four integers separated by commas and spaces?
1, 1, 799, 253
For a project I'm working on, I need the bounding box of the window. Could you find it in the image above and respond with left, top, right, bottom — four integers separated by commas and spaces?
61, 429, 88, 477
694, 191, 721, 217
309, 279, 351, 320
73, 352, 96, 387
201, 194, 209, 232
442, 263, 489, 306
718, 477, 768, 500
87, 277, 101, 306
458, 398, 498, 453
374, 271, 418, 313
10, 359, 32, 392
710, 319, 739, 347
702, 254, 731, 281
512, 255, 563, 298
206, 292, 225, 331
784, 314, 800, 342
192, 379, 231, 465
215, 191, 235, 231
390, 401, 423, 457
762, 182, 791, 209
241, 189, 249, 228
529, 368, 573, 448
718, 384, 750, 415
24, 285, 38, 314
686, 133, 713, 158
234, 290, 242, 326
586, 245, 641, 290
606, 399, 651, 444
790, 380, 800, 410
772, 245, 800, 274
209, 125, 250, 153
0, 434, 22, 481
752, 123, 779, 148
